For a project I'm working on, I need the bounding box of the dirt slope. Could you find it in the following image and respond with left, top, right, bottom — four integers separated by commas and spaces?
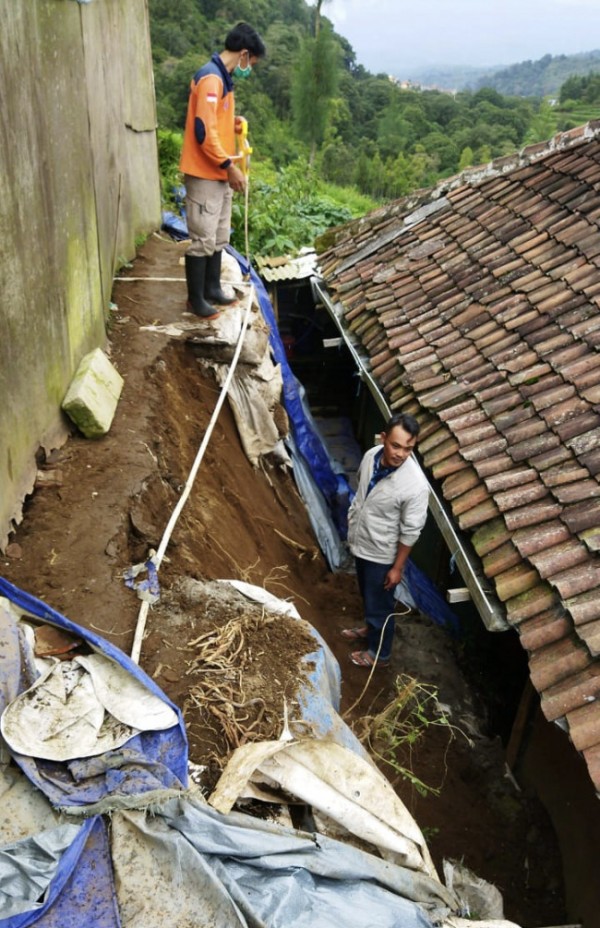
1, 234, 566, 926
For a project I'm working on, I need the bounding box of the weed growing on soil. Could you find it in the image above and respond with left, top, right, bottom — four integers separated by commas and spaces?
354, 674, 468, 797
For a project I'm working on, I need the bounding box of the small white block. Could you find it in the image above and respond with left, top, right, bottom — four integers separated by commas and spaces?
62, 347, 124, 438
447, 587, 471, 604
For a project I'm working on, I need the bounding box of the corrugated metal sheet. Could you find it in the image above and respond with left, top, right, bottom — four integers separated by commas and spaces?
255, 249, 317, 282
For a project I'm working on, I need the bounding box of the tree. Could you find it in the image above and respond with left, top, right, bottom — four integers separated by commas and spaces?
419, 131, 458, 174
524, 100, 557, 145
290, 26, 339, 165
377, 104, 416, 158
321, 136, 355, 186
247, 22, 304, 119
313, 0, 328, 37
458, 146, 474, 171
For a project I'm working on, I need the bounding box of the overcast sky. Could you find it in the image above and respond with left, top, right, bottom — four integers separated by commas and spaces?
324, 0, 600, 75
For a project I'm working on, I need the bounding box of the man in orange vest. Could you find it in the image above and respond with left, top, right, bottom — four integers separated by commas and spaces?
180, 23, 266, 319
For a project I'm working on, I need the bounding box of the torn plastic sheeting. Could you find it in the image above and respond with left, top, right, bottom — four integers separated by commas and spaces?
123, 554, 160, 604
0, 823, 81, 919
293, 629, 352, 742
0, 576, 187, 812
0, 763, 64, 845
113, 797, 440, 928
188, 296, 270, 367
207, 356, 287, 466
445, 921, 520, 928
443, 860, 505, 921
283, 431, 351, 571
0, 762, 118, 928
209, 738, 439, 879
2, 651, 179, 762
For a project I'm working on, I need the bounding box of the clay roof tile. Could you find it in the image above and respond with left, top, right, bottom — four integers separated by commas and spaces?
319, 127, 600, 793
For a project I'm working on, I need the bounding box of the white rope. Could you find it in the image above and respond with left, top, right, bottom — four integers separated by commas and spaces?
130, 282, 256, 663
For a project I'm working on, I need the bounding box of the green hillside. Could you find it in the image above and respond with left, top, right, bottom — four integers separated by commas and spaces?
474, 50, 600, 97
150, 2, 600, 255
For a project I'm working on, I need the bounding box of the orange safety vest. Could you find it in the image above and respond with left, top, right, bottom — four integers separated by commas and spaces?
180, 54, 235, 181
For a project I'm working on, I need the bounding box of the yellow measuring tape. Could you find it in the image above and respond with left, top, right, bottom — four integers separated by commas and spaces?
236, 117, 253, 177
236, 117, 253, 270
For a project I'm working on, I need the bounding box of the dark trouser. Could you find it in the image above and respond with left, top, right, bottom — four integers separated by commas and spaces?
355, 556, 397, 661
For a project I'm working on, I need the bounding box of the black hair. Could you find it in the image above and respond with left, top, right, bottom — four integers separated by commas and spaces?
384, 412, 420, 438
225, 22, 266, 58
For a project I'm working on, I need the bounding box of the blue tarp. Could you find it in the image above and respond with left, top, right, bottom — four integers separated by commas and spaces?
0, 817, 119, 928
0, 578, 454, 927
0, 576, 188, 812
0, 577, 188, 927
228, 245, 354, 539
403, 561, 460, 635
162, 210, 188, 242
163, 212, 458, 629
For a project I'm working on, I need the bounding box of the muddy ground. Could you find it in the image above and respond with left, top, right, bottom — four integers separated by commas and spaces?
1, 234, 566, 926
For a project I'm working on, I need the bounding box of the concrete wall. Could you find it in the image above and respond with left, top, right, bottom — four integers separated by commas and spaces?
0, 0, 161, 548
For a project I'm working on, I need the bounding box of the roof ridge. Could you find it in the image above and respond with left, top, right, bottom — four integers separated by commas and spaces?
425, 120, 600, 202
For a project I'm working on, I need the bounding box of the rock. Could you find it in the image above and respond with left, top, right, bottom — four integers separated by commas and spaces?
61, 347, 124, 438
35, 468, 64, 488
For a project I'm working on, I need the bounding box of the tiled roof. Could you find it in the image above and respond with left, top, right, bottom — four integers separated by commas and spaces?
317, 122, 600, 794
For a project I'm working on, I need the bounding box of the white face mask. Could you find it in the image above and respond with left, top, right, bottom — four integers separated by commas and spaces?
233, 52, 252, 79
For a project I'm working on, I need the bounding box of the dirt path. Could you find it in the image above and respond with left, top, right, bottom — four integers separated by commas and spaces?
1, 234, 566, 926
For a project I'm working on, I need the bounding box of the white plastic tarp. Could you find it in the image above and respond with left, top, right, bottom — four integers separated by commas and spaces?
0, 575, 520, 928
209, 739, 439, 877
1, 651, 178, 762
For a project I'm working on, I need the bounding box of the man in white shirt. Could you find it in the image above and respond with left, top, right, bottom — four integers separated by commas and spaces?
342, 413, 429, 669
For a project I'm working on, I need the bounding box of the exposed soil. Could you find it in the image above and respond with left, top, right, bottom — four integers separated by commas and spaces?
1, 234, 566, 927
144, 577, 319, 787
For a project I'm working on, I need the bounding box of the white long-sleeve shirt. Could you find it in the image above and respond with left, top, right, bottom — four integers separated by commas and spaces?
347, 445, 429, 564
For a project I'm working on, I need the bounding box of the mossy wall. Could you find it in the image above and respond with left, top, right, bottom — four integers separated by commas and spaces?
0, 0, 161, 548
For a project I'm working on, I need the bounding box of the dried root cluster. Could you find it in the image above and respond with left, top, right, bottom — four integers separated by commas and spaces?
183, 606, 309, 767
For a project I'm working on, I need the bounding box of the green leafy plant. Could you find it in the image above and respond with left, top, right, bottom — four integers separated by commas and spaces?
157, 128, 184, 210
231, 158, 354, 256
354, 674, 469, 797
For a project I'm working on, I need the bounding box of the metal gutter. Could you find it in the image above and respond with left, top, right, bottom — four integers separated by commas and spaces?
312, 276, 508, 633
